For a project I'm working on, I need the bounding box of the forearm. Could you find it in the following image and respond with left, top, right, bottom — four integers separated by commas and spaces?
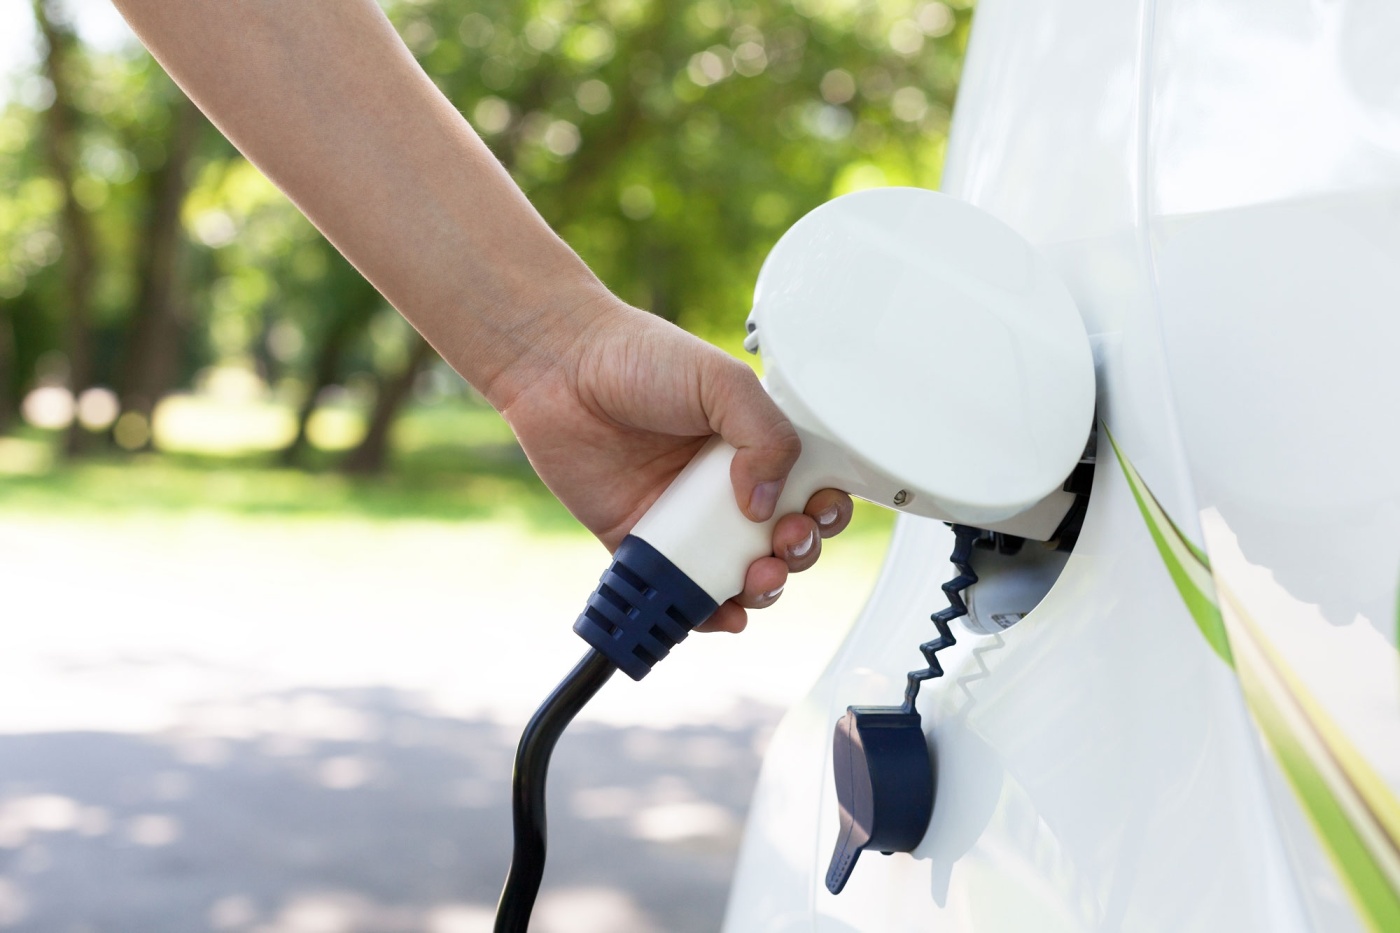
111, 0, 609, 407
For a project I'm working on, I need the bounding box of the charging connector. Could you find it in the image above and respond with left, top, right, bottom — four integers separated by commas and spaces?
572, 534, 720, 680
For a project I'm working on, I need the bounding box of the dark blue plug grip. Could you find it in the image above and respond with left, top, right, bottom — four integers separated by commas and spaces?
826, 706, 935, 895
573, 534, 720, 681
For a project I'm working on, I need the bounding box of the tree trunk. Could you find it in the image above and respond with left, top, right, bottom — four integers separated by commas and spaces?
279, 293, 376, 466
117, 95, 203, 438
33, 0, 98, 458
0, 308, 13, 434
340, 335, 435, 475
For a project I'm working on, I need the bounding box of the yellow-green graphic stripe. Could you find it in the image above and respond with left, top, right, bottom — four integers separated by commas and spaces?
1106, 429, 1232, 666
1222, 585, 1400, 932
1109, 428, 1400, 931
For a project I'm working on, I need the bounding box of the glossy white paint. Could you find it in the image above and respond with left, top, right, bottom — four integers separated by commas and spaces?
1150, 2, 1400, 926
725, 0, 1400, 930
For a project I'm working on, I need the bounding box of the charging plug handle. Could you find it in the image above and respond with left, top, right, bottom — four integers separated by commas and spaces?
574, 435, 826, 680
573, 535, 719, 680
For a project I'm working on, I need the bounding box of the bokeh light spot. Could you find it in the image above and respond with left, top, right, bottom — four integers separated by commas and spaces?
76, 387, 120, 431
21, 387, 74, 430
618, 185, 655, 220
113, 411, 151, 450
575, 80, 612, 115
126, 814, 181, 847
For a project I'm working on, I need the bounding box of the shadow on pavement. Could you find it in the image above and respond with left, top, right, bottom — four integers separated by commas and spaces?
0, 687, 779, 933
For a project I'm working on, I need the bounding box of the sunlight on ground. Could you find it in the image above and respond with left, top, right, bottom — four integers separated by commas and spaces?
13, 382, 520, 460
305, 407, 366, 452
0, 508, 891, 733
154, 395, 299, 455
187, 887, 658, 933
149, 394, 517, 457
0, 452, 894, 931
0, 437, 51, 476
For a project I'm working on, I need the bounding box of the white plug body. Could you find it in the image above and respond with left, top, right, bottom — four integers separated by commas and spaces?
628, 434, 846, 603
628, 187, 1095, 606
630, 429, 1079, 606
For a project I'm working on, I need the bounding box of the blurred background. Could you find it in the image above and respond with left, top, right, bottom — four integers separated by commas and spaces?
0, 0, 968, 930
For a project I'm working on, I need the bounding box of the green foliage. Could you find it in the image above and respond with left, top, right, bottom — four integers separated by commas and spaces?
0, 0, 969, 461
384, 0, 969, 333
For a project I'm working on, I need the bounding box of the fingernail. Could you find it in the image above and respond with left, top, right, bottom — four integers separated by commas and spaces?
817, 506, 839, 527
761, 586, 784, 602
789, 530, 816, 559
749, 480, 782, 521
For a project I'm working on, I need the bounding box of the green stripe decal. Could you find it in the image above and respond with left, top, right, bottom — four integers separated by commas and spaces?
1106, 429, 1233, 666
1109, 427, 1400, 931
1224, 587, 1400, 932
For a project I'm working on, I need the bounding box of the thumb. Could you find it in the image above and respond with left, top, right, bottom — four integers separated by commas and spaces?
700, 355, 801, 522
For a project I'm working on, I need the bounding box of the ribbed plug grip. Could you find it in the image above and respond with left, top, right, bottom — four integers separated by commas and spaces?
573, 535, 720, 681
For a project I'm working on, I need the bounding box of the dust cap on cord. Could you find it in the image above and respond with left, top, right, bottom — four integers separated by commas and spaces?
826, 706, 935, 895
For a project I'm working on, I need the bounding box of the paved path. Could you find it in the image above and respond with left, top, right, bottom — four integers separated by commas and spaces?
0, 514, 887, 932
0, 691, 769, 933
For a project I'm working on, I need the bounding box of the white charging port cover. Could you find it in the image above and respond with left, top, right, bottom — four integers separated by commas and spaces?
753, 187, 1095, 527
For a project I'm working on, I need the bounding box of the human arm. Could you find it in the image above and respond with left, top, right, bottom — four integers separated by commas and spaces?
110, 0, 853, 630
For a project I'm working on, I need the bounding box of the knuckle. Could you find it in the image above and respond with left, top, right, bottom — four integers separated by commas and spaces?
774, 424, 802, 459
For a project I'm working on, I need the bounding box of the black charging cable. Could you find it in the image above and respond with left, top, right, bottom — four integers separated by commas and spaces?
494, 649, 617, 932
492, 534, 719, 932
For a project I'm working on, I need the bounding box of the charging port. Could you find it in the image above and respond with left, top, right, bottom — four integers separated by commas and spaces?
958, 426, 1095, 635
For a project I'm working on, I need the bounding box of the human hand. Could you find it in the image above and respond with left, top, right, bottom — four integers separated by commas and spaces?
495, 295, 854, 633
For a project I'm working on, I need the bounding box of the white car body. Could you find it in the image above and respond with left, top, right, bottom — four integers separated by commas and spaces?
724, 0, 1400, 930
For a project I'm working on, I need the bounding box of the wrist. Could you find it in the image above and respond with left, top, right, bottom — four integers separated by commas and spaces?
472, 273, 625, 413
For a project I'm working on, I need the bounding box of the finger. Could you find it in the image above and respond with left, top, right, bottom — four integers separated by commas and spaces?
696, 600, 748, 634
697, 553, 787, 632
734, 554, 789, 609
698, 355, 802, 522
772, 512, 821, 573
806, 489, 854, 538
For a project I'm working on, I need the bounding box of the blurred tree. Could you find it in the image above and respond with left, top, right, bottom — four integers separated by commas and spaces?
343, 332, 436, 474
116, 94, 204, 429
0, 80, 58, 425
0, 308, 12, 432
279, 248, 384, 466
5, 4, 215, 451
391, 0, 969, 338
332, 0, 970, 472
31, 0, 99, 455
0, 0, 972, 475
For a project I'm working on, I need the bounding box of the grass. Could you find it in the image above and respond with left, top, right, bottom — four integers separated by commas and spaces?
0, 401, 897, 543
0, 406, 574, 532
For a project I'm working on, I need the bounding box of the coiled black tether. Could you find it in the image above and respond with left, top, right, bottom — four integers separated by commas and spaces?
494, 649, 617, 933
901, 523, 980, 710
825, 523, 984, 895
